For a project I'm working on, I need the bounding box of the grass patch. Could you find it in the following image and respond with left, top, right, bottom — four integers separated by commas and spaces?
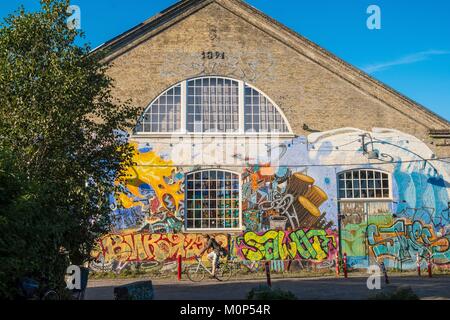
369, 286, 419, 300
247, 285, 297, 300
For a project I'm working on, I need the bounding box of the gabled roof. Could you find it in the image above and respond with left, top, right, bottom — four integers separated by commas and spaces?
93, 0, 450, 129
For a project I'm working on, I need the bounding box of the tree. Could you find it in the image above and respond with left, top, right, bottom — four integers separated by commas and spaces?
0, 0, 138, 297
0, 146, 70, 298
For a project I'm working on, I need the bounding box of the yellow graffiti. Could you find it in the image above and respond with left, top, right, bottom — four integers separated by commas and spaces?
116, 142, 183, 212
242, 230, 297, 260
239, 229, 337, 262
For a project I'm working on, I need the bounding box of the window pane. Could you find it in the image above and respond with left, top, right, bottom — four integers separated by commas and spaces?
185, 170, 240, 230
375, 180, 381, 188
135, 85, 182, 133
187, 78, 239, 133
244, 85, 289, 133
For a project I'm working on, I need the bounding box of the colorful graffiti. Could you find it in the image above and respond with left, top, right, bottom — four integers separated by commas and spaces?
113, 142, 184, 233
89, 127, 450, 273
341, 214, 393, 258
367, 218, 450, 266
236, 229, 337, 262
242, 166, 332, 231
91, 232, 228, 272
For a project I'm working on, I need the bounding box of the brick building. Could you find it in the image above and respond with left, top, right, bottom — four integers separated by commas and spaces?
90, 0, 450, 273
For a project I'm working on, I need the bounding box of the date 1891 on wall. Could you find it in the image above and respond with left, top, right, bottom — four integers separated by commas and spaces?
202, 51, 225, 59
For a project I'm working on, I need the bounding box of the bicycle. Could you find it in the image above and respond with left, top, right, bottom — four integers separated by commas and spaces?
18, 277, 60, 300
186, 256, 233, 282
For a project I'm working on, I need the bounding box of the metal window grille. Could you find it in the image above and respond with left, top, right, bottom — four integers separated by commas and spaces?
338, 169, 390, 200
185, 170, 240, 230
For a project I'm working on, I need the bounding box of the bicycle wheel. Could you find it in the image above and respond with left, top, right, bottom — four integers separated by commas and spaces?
42, 290, 60, 300
215, 264, 232, 282
186, 263, 206, 282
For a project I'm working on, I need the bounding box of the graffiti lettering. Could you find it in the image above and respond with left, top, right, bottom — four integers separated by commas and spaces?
92, 233, 228, 266
237, 229, 337, 262
367, 219, 450, 265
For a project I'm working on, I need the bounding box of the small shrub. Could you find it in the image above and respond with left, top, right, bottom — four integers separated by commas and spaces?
247, 285, 297, 300
369, 286, 419, 300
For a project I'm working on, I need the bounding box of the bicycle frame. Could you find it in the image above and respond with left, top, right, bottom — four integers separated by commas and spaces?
193, 257, 217, 275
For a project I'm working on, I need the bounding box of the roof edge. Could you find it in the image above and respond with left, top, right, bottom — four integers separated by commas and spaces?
225, 0, 450, 129
92, 0, 211, 56
93, 0, 450, 129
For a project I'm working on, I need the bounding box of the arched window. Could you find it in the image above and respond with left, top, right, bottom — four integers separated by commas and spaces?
338, 169, 391, 200
135, 84, 182, 133
187, 77, 239, 133
134, 76, 292, 134
185, 170, 241, 230
244, 85, 289, 133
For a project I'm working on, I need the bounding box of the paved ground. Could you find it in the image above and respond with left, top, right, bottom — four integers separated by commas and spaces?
85, 275, 450, 300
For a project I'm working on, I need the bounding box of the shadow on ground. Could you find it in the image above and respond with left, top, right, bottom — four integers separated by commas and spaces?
85, 275, 450, 300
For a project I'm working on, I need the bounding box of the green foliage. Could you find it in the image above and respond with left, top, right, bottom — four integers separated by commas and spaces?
369, 286, 419, 300
0, 0, 139, 298
0, 148, 68, 298
246, 285, 298, 300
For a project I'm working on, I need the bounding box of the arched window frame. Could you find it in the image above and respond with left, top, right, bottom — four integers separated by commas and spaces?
133, 76, 294, 136
184, 169, 242, 232
337, 168, 392, 201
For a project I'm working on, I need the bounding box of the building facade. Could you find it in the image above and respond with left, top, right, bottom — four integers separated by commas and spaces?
90, 0, 450, 273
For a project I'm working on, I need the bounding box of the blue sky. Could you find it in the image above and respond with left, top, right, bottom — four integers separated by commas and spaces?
1, 0, 449, 121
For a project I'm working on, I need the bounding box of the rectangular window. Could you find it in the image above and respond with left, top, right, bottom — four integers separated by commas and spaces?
185, 170, 240, 230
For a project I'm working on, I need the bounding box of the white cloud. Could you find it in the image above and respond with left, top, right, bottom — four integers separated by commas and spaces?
361, 50, 449, 74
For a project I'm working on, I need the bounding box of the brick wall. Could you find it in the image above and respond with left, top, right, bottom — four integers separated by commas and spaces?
105, 1, 449, 157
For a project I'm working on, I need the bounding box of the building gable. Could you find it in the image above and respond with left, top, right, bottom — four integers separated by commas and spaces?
97, 0, 449, 156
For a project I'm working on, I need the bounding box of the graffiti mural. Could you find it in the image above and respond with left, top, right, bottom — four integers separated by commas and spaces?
113, 142, 184, 233
89, 127, 449, 273
236, 229, 338, 262
91, 232, 228, 272
367, 218, 450, 268
242, 166, 333, 232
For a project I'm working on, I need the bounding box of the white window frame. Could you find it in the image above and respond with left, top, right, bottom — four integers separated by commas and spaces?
184, 169, 243, 232
133, 76, 294, 137
337, 169, 393, 202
